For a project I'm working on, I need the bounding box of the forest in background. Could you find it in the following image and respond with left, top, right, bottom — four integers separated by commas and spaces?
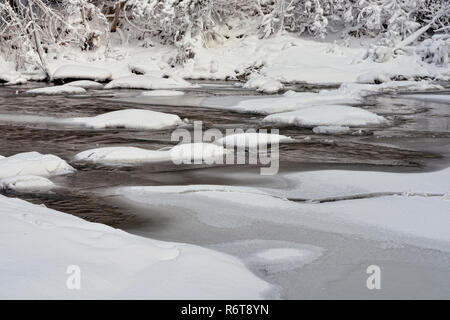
0, 0, 449, 76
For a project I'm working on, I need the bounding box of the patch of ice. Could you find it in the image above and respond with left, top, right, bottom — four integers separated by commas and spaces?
53, 65, 112, 82
67, 109, 183, 130
0, 152, 75, 179
105, 75, 194, 90
312, 126, 351, 134
26, 85, 86, 95
140, 90, 185, 97
255, 248, 307, 261
0, 175, 55, 192
398, 94, 450, 104
264, 105, 387, 127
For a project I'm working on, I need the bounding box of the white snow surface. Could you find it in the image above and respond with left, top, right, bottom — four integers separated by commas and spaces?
73, 143, 228, 165
67, 109, 183, 130
0, 152, 75, 179
26, 85, 86, 95
0, 175, 55, 192
63, 80, 104, 89
104, 75, 194, 90
0, 195, 273, 299
244, 76, 284, 94
264, 105, 387, 127
215, 132, 294, 148
52, 65, 112, 82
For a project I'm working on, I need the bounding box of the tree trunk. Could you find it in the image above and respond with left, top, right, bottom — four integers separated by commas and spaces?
110, 1, 128, 33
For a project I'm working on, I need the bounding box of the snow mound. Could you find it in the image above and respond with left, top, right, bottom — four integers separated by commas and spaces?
0, 195, 273, 299
63, 80, 104, 89
73, 147, 170, 164
215, 133, 294, 148
170, 143, 229, 164
0, 175, 55, 192
244, 76, 284, 94
140, 90, 185, 97
105, 75, 193, 90
26, 85, 86, 95
0, 152, 75, 179
53, 65, 112, 82
312, 126, 351, 134
356, 72, 391, 84
264, 105, 387, 127
67, 109, 183, 130
73, 143, 228, 165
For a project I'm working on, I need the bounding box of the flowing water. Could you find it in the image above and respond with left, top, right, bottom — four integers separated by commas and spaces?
1, 81, 450, 299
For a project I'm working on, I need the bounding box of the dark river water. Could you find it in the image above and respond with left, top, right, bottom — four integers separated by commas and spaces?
1, 81, 449, 299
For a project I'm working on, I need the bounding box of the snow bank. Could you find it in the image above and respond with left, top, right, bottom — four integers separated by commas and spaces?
215, 133, 294, 148
67, 109, 183, 130
264, 105, 387, 127
73, 143, 228, 165
0, 195, 273, 299
63, 80, 104, 89
0, 175, 55, 192
0, 152, 75, 179
53, 65, 112, 82
0, 72, 27, 85
140, 90, 185, 96
26, 85, 86, 95
104, 75, 194, 90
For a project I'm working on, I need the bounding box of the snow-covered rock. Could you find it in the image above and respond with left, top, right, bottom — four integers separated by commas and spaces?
0, 175, 55, 192
63, 80, 104, 89
67, 109, 183, 130
104, 75, 193, 90
140, 90, 185, 97
73, 147, 170, 164
26, 85, 86, 95
0, 152, 75, 179
73, 143, 228, 165
312, 126, 351, 135
170, 143, 229, 164
356, 72, 391, 84
53, 65, 112, 82
0, 195, 273, 299
263, 105, 387, 127
244, 76, 284, 94
215, 133, 294, 148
